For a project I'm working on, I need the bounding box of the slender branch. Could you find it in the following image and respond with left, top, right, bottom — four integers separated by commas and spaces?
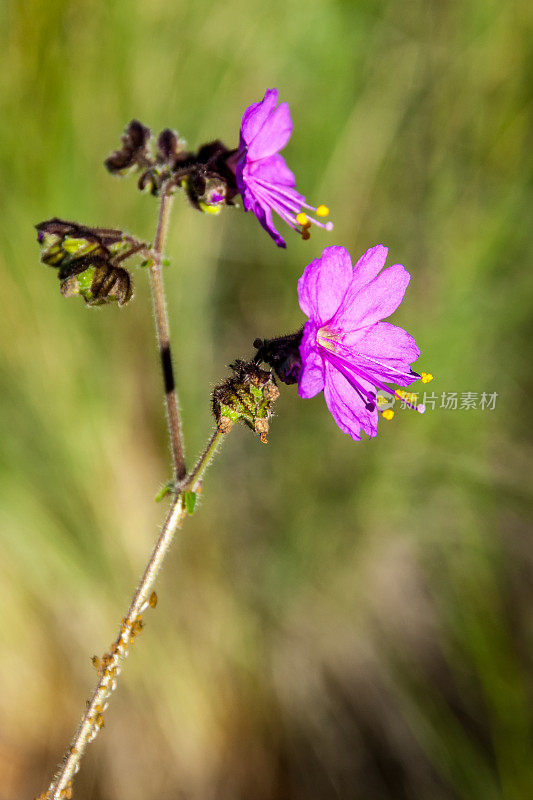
177, 428, 224, 494
149, 191, 187, 481
39, 428, 227, 800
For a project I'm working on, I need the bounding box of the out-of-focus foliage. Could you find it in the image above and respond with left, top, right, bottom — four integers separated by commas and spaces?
0, 1, 532, 798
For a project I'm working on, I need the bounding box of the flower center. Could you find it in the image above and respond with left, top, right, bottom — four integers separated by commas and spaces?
316, 326, 340, 352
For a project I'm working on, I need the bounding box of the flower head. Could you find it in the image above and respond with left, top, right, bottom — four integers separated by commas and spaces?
231, 88, 333, 247
298, 245, 426, 440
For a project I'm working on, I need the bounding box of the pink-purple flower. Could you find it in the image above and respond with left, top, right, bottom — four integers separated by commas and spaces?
298, 245, 426, 440
230, 88, 333, 248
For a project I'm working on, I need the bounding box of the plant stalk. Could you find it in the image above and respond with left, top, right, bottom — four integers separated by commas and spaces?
39, 427, 226, 800
149, 191, 187, 481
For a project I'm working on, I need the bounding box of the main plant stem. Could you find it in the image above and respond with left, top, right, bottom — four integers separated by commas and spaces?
150, 191, 186, 481
39, 195, 222, 800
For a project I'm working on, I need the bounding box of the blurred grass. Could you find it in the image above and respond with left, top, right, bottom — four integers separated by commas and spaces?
1, 0, 532, 798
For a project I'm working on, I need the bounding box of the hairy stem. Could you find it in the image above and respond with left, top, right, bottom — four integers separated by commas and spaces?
39, 427, 226, 800
177, 428, 223, 493
150, 191, 186, 481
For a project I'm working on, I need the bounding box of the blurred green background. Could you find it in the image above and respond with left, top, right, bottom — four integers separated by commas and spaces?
1, 1, 532, 798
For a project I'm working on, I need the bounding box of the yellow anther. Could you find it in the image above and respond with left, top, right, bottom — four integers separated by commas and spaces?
296, 212, 308, 226
382, 409, 395, 421
395, 389, 406, 398
316, 204, 329, 217
421, 372, 434, 383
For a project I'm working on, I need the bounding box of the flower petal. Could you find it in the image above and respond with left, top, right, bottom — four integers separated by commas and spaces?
298, 246, 353, 325
240, 88, 279, 146
342, 322, 420, 385
323, 360, 378, 440
246, 102, 293, 161
250, 198, 286, 248
298, 323, 325, 398
247, 153, 297, 188
351, 244, 389, 293
332, 264, 411, 332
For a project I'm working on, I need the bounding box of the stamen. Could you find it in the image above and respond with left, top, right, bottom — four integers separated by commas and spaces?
301, 202, 334, 230
420, 372, 434, 383
382, 409, 394, 420
253, 179, 334, 234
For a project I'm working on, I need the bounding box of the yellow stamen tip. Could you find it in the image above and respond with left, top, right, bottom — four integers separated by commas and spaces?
421, 372, 434, 383
316, 204, 329, 217
382, 409, 394, 421
296, 212, 308, 226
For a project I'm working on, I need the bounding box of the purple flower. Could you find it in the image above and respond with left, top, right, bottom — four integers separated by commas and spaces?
298, 245, 426, 440
230, 88, 333, 248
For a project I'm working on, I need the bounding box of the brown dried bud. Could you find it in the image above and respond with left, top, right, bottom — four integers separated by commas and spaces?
156, 128, 187, 165
104, 120, 152, 174
36, 218, 136, 306
60, 259, 133, 307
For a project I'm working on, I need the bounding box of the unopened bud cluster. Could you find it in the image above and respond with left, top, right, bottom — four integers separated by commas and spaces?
35, 218, 140, 306
105, 120, 238, 214
212, 360, 280, 443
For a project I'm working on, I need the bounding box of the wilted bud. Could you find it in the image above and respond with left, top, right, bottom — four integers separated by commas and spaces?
253, 330, 303, 385
104, 120, 152, 175
35, 218, 136, 307
60, 258, 133, 307
212, 360, 280, 443
36, 219, 131, 268
156, 128, 187, 166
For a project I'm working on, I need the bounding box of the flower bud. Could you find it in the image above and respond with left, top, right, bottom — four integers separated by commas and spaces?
35, 219, 135, 307
104, 120, 152, 175
36, 219, 130, 268
156, 128, 187, 166
253, 330, 303, 385
212, 360, 280, 443
183, 170, 227, 215
60, 259, 133, 307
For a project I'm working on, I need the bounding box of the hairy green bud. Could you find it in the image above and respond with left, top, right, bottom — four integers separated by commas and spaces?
212, 360, 280, 443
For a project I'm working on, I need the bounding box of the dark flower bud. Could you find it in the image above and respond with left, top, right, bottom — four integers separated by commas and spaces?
196, 140, 239, 200
253, 330, 303, 385
212, 360, 280, 443
156, 128, 187, 166
137, 168, 162, 196
184, 168, 227, 215
104, 120, 153, 175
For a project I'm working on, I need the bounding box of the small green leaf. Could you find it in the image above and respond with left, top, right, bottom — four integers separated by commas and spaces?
184, 491, 197, 515
155, 481, 175, 502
